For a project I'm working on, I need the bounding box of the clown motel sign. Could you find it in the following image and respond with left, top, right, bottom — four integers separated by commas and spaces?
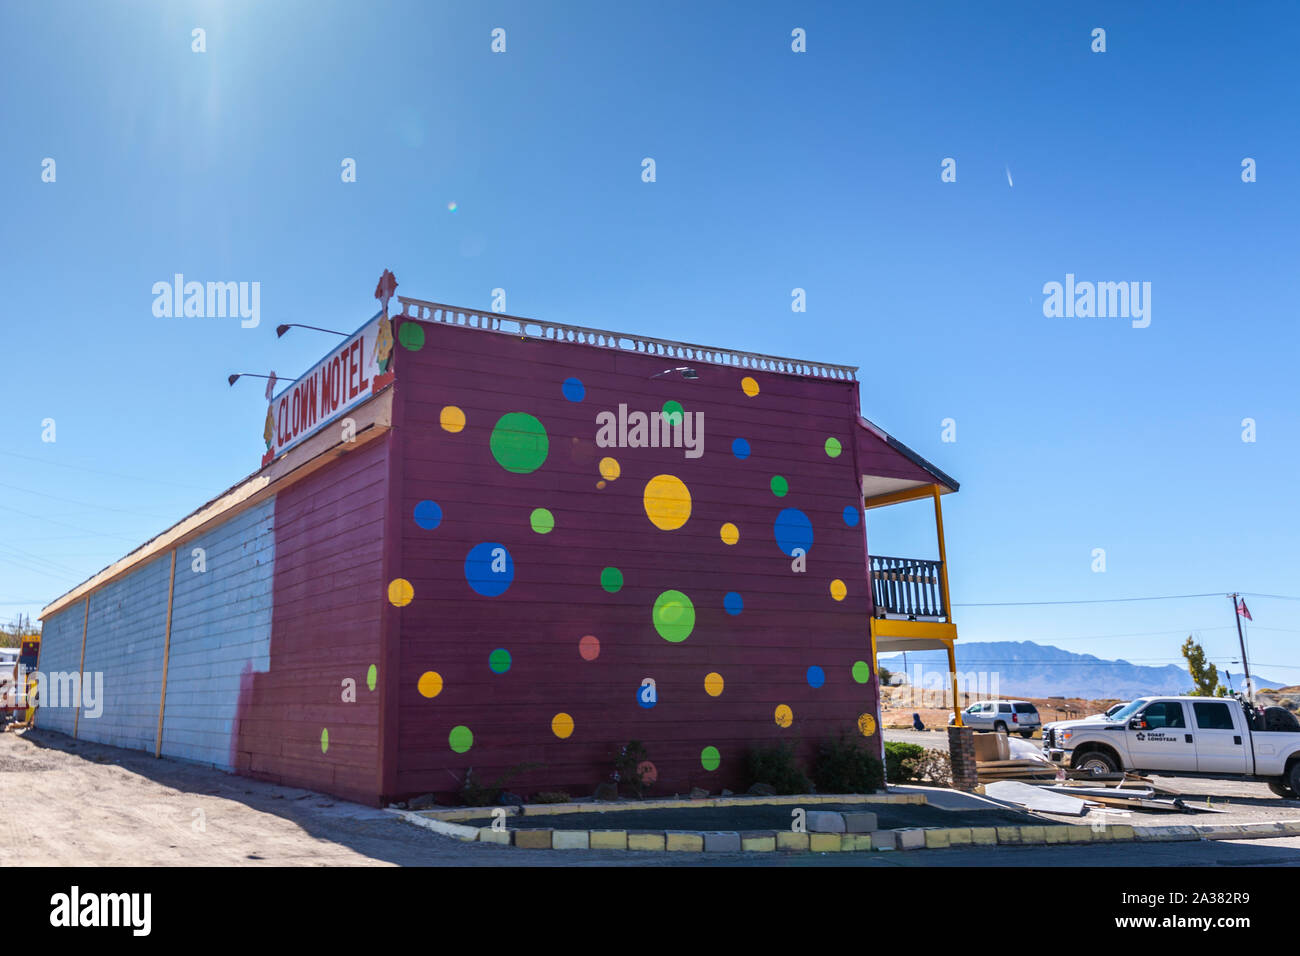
262, 311, 395, 465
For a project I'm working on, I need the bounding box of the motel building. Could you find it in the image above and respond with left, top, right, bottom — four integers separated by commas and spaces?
36, 276, 962, 806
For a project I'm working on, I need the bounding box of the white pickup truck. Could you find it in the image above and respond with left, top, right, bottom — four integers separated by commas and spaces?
1042, 695, 1300, 798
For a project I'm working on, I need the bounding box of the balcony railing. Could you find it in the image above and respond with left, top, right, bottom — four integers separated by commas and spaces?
869, 556, 946, 620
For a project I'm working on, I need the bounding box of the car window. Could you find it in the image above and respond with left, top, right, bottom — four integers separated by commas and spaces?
1141, 701, 1186, 729
998, 703, 1011, 713
1014, 703, 1037, 714
1193, 701, 1235, 730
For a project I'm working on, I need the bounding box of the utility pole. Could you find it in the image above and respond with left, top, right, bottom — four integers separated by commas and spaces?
1229, 593, 1252, 701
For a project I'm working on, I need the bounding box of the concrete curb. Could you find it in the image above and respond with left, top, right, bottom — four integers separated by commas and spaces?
408, 791, 924, 823
389, 808, 1300, 854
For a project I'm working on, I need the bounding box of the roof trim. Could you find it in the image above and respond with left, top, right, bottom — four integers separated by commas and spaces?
857, 416, 959, 494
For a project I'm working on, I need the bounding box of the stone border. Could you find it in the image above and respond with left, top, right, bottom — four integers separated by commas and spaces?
408, 791, 925, 823
390, 807, 1300, 854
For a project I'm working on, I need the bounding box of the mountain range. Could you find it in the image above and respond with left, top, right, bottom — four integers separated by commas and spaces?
877, 640, 1282, 701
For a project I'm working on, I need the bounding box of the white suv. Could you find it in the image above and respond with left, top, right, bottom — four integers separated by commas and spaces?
949, 700, 1041, 738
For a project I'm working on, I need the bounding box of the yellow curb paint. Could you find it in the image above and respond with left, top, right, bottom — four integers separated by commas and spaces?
478, 827, 510, 845
665, 832, 704, 852
1068, 826, 1093, 843
1043, 825, 1070, 844
809, 833, 842, 852
589, 830, 628, 850
514, 830, 553, 849
776, 832, 810, 851
628, 833, 666, 851
945, 828, 972, 846
741, 834, 776, 852
1109, 824, 1136, 841
841, 834, 873, 851
1019, 826, 1047, 844
970, 827, 997, 845
924, 830, 951, 849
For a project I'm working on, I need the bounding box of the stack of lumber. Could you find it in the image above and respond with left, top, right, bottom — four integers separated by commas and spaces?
974, 731, 1061, 782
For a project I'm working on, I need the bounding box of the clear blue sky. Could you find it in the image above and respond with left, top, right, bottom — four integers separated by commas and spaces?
2, 1, 1297, 685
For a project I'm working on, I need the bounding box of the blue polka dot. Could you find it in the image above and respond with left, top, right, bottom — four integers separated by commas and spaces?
562, 377, 585, 402
414, 500, 442, 530
464, 542, 514, 596
732, 438, 750, 460
806, 665, 825, 688
843, 506, 860, 527
637, 683, 657, 708
724, 592, 743, 615
773, 508, 814, 557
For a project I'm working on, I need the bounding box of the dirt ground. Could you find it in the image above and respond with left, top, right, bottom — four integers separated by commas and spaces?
880, 683, 1120, 733
0, 728, 529, 866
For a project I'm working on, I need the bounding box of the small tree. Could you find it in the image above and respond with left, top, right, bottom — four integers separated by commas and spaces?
877, 665, 893, 686
1181, 636, 1227, 697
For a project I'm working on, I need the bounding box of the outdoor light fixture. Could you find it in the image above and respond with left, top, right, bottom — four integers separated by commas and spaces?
651, 366, 699, 380
276, 323, 348, 338
227, 373, 277, 387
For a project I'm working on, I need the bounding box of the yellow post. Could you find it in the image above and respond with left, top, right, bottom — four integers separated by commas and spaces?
155, 548, 178, 757
933, 487, 960, 726
73, 597, 89, 739
931, 485, 953, 622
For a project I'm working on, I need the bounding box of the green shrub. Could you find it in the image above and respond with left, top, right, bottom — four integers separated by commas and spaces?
883, 741, 925, 784
612, 740, 652, 798
813, 731, 885, 794
743, 740, 812, 795
458, 762, 541, 806
531, 791, 572, 804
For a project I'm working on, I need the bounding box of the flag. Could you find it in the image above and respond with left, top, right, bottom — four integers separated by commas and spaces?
1237, 598, 1252, 621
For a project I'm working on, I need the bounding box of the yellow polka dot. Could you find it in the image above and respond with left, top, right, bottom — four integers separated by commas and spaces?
440, 405, 466, 432
704, 672, 724, 697
857, 713, 877, 737
596, 479, 607, 489
643, 474, 692, 531
388, 578, 414, 607
774, 704, 793, 728
599, 456, 621, 481
829, 579, 847, 601
551, 712, 574, 739
417, 671, 443, 698
719, 522, 739, 545
741, 376, 760, 397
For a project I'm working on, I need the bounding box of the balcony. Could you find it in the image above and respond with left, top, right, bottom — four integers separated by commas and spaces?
869, 556, 946, 621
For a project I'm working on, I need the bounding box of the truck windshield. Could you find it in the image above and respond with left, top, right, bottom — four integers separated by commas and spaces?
1107, 700, 1146, 723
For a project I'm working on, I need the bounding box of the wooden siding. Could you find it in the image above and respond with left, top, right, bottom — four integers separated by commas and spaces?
31, 601, 86, 737
75, 555, 172, 751
390, 320, 879, 798
232, 436, 388, 804
161, 499, 275, 768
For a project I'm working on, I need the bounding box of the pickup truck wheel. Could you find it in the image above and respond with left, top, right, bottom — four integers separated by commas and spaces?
1289, 762, 1300, 796
1267, 781, 1295, 799
1019, 730, 1034, 738
1074, 750, 1119, 774
994, 721, 1008, 734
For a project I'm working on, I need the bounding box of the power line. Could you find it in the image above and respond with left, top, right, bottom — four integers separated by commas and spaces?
953, 592, 1223, 608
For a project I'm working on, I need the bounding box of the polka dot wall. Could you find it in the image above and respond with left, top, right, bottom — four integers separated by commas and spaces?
379, 318, 881, 797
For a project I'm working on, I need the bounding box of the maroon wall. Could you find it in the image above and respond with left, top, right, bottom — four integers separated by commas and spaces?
234, 436, 389, 805
388, 318, 880, 800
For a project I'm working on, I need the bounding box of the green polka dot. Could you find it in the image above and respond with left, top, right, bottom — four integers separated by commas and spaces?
852, 660, 872, 684
398, 321, 425, 351
600, 566, 624, 593
662, 400, 684, 426
770, 475, 788, 497
320, 728, 329, 753
653, 589, 696, 642
825, 437, 842, 458
530, 508, 555, 534
449, 725, 474, 753
701, 746, 720, 771
366, 664, 377, 692
490, 412, 549, 474
489, 648, 512, 674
